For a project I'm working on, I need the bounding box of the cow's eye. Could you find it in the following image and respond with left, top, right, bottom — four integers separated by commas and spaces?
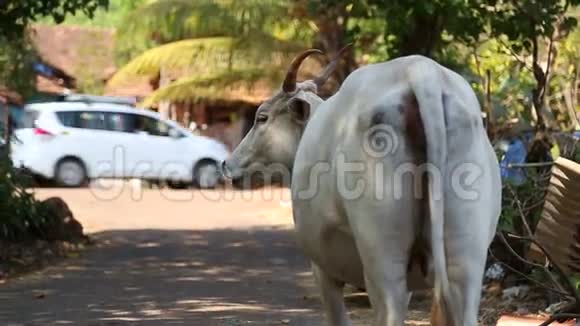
256, 115, 268, 124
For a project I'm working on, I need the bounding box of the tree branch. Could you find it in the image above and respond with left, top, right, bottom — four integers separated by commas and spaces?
498, 232, 544, 269
506, 233, 580, 305
498, 39, 532, 73
506, 185, 535, 236
489, 248, 572, 297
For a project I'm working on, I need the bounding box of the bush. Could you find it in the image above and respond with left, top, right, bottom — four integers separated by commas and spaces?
0, 154, 51, 241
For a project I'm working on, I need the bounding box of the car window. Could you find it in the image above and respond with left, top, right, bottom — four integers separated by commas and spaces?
79, 111, 107, 130
56, 111, 107, 130
56, 111, 77, 128
16, 109, 39, 129
128, 114, 175, 137
105, 112, 132, 132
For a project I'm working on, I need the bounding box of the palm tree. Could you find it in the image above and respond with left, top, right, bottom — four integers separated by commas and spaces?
107, 0, 314, 112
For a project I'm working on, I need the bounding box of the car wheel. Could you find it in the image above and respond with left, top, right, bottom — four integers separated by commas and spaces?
55, 158, 87, 187
194, 160, 220, 189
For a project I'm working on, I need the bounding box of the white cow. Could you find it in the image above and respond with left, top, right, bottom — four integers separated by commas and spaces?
222, 48, 502, 326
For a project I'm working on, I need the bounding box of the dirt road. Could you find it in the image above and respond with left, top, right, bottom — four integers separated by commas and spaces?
0, 186, 430, 325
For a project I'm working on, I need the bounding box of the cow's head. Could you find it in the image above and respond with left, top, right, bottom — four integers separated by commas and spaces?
221, 47, 349, 185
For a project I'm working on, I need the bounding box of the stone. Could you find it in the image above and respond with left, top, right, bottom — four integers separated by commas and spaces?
40, 197, 85, 241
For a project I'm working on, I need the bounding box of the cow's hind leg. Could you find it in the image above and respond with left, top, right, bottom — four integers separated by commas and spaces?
362, 263, 409, 326
348, 209, 417, 326
445, 243, 487, 326
428, 229, 488, 326
428, 245, 486, 326
441, 204, 494, 326
311, 262, 352, 326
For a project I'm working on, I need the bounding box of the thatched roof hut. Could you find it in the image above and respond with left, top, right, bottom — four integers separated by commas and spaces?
29, 24, 116, 94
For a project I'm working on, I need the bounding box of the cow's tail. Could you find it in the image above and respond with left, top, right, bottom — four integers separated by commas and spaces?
407, 59, 453, 323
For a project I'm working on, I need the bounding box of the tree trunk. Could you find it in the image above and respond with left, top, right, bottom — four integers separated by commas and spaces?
560, 62, 579, 130
541, 35, 560, 130
485, 69, 494, 138
3, 106, 10, 155
313, 4, 357, 84
398, 13, 443, 58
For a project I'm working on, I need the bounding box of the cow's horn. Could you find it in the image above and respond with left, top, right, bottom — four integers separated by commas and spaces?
313, 43, 352, 89
282, 49, 323, 93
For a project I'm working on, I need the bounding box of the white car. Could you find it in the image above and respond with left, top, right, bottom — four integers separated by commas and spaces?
11, 102, 229, 188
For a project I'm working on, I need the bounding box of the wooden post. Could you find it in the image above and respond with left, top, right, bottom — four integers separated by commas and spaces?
193, 103, 208, 126
157, 67, 172, 120
183, 103, 192, 128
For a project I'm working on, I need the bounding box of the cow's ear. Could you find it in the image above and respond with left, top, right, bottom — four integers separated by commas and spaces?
288, 98, 310, 124
289, 90, 323, 124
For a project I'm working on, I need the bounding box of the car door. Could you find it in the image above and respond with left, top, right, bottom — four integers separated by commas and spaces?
134, 114, 188, 181
153, 118, 190, 182
54, 110, 118, 179
117, 113, 184, 181
102, 111, 142, 178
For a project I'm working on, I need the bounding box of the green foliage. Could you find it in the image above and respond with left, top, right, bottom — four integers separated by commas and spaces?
487, 0, 579, 48
497, 165, 547, 235
0, 35, 37, 98
38, 0, 145, 28
468, 38, 537, 124
119, 0, 290, 43
107, 0, 580, 115
0, 0, 109, 98
373, 0, 486, 57
111, 0, 310, 104
115, 0, 300, 62
483, 1, 580, 129
0, 155, 50, 241
0, 0, 109, 39
573, 274, 580, 295
546, 25, 580, 130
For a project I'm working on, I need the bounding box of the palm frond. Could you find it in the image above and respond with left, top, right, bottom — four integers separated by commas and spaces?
118, 0, 221, 42
141, 67, 284, 106
118, 0, 289, 42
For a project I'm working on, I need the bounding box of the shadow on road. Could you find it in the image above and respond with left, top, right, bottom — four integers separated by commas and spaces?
0, 227, 328, 325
